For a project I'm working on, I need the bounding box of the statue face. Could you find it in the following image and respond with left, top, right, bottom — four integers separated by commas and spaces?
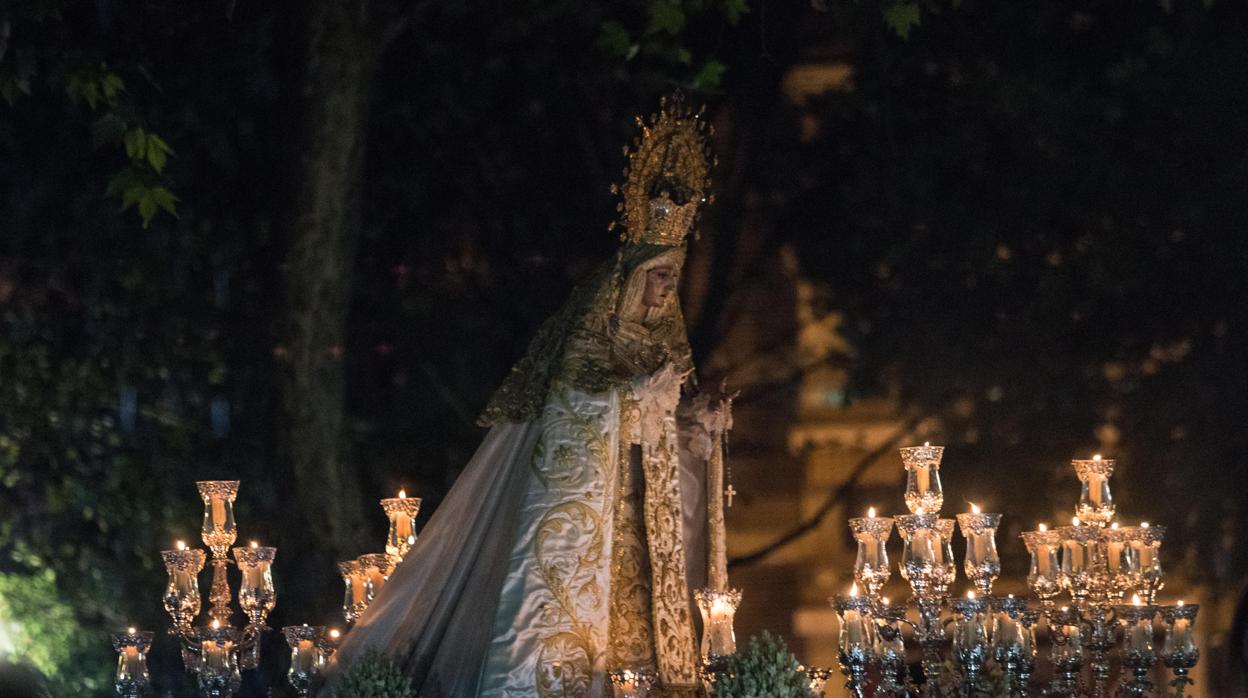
642, 265, 679, 308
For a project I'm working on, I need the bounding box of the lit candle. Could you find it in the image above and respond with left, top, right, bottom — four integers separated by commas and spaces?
1088, 455, 1105, 505
380, 490, 423, 559
1124, 594, 1154, 653
201, 620, 233, 671
840, 583, 868, 650
120, 628, 143, 679
958, 505, 1002, 595
211, 497, 226, 528
112, 628, 153, 690
1106, 523, 1124, 572
1036, 524, 1053, 576
394, 490, 412, 541
695, 587, 742, 658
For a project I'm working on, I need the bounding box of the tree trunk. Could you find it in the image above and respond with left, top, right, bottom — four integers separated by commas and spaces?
278, 0, 402, 605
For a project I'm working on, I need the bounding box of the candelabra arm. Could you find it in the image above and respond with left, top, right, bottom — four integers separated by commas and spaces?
207, 557, 233, 626
1083, 607, 1117, 698
238, 622, 267, 671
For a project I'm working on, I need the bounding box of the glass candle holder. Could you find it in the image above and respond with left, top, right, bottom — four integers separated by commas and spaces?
1014, 609, 1040, 695
608, 668, 656, 698
1021, 527, 1062, 601
1158, 604, 1198, 669
1117, 598, 1156, 654
1058, 523, 1101, 603
897, 514, 943, 598
832, 589, 874, 690
992, 596, 1027, 668
161, 545, 206, 630
1049, 606, 1084, 696
957, 508, 1002, 596
112, 628, 154, 698
694, 587, 742, 660
873, 600, 907, 696
339, 560, 372, 624
357, 553, 396, 598
380, 491, 422, 560
1117, 596, 1158, 693
1103, 525, 1139, 600
1072, 456, 1115, 526
1133, 523, 1166, 602
848, 511, 893, 598
233, 544, 277, 624
900, 443, 944, 514
952, 593, 989, 691
283, 624, 324, 697
195, 622, 241, 696
1161, 602, 1199, 681
197, 480, 240, 557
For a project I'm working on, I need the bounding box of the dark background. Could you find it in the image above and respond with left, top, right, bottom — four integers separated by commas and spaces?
0, 0, 1245, 694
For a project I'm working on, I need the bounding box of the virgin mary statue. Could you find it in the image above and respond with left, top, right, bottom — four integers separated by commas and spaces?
332, 96, 732, 697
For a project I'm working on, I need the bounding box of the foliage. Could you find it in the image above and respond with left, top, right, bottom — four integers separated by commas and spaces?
0, 569, 100, 695
1, 1, 179, 227
711, 631, 815, 698
933, 658, 1008, 697
333, 650, 415, 698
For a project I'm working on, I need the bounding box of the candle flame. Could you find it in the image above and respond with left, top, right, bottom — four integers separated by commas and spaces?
849, 582, 859, 597
967, 590, 976, 599
867, 506, 876, 518
970, 502, 980, 514
398, 489, 407, 499
329, 628, 341, 639
128, 626, 136, 634
1111, 522, 1119, 530
1038, 523, 1048, 532
882, 596, 890, 605
1141, 521, 1150, 529
1177, 600, 1184, 607
1072, 516, 1080, 526
250, 540, 259, 548
923, 441, 930, 447
1093, 454, 1102, 461
211, 619, 220, 630
1061, 606, 1069, 612
1132, 593, 1142, 606
176, 540, 186, 551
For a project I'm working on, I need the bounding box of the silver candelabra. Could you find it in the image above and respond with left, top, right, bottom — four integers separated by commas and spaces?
831, 445, 1200, 698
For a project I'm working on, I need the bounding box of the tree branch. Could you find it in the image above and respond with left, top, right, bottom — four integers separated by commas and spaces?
727, 412, 926, 569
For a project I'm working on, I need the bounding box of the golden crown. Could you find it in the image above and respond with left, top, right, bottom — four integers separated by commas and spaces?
609, 93, 715, 246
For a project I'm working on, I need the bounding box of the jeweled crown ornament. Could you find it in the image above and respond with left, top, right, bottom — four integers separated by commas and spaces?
610, 92, 715, 247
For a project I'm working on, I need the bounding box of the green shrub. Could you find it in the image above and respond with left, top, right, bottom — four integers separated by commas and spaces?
333, 650, 415, 698
711, 631, 815, 698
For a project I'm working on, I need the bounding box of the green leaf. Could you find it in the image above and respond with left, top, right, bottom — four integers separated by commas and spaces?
722, 0, 749, 25
693, 60, 727, 91
647, 0, 686, 35
145, 133, 173, 174
120, 183, 145, 212
596, 20, 633, 58
101, 72, 125, 102
150, 186, 179, 216
884, 2, 922, 40
123, 128, 147, 160
138, 192, 158, 227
